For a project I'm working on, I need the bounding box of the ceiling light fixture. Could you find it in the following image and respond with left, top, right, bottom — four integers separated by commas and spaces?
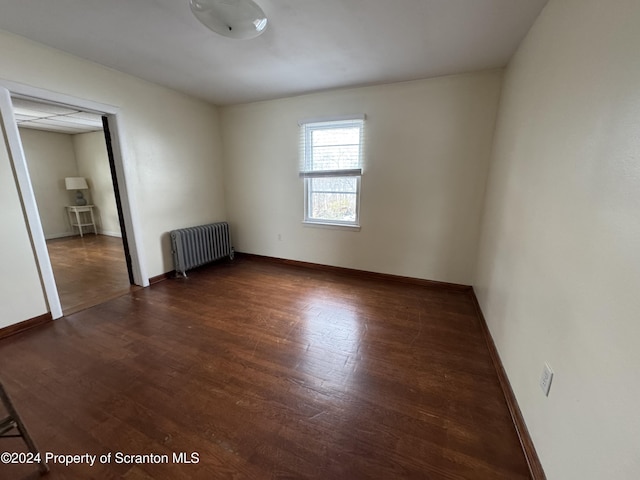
189, 0, 268, 40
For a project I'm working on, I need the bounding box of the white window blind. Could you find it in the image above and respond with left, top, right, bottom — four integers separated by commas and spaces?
299, 116, 364, 226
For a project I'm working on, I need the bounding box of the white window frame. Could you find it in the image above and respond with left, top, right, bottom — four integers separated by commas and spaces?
299, 116, 364, 228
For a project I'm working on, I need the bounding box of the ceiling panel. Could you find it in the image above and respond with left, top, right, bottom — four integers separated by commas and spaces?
12, 97, 104, 134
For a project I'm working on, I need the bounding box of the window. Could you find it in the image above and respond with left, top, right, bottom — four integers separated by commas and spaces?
299, 116, 364, 227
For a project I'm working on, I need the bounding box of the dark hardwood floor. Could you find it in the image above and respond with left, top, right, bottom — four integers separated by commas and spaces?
46, 235, 132, 315
0, 257, 530, 479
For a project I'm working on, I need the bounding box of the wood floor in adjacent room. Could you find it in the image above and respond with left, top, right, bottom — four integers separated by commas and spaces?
46, 235, 132, 314
0, 257, 530, 479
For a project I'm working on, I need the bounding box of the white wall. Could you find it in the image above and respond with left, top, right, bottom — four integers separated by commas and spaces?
74, 131, 121, 237
474, 0, 640, 478
221, 70, 502, 285
0, 30, 226, 326
19, 128, 78, 238
19, 128, 122, 239
0, 126, 49, 328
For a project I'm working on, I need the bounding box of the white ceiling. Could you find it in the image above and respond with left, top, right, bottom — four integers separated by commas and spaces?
13, 97, 104, 134
0, 0, 548, 106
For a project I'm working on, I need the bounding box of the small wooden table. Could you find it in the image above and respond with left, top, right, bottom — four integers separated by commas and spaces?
66, 205, 97, 237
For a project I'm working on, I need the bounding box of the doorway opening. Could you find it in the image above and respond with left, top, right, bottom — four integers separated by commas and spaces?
14, 96, 134, 314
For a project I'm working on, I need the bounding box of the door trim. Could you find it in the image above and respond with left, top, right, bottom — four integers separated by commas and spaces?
0, 86, 62, 318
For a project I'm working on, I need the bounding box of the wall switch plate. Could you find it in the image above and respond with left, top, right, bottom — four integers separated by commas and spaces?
540, 363, 554, 397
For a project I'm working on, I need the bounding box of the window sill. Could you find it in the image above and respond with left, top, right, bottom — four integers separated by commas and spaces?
302, 221, 361, 231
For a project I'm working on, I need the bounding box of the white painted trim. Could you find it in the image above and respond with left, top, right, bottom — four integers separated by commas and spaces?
2, 79, 117, 115
45, 232, 76, 240
104, 112, 149, 286
98, 230, 123, 238
0, 87, 63, 319
47, 231, 122, 239
302, 221, 361, 231
0, 79, 150, 294
298, 113, 366, 126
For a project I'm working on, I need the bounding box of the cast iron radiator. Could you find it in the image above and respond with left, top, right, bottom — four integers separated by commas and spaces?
170, 222, 234, 277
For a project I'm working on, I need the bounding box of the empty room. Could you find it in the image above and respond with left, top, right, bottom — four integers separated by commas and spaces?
0, 1, 638, 479
16, 106, 132, 315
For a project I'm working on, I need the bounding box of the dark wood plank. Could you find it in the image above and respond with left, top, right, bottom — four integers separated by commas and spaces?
148, 272, 173, 285
46, 235, 132, 315
0, 257, 531, 479
0, 313, 51, 340
470, 289, 546, 480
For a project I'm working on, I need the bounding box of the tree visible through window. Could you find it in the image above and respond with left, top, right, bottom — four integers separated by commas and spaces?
300, 117, 364, 226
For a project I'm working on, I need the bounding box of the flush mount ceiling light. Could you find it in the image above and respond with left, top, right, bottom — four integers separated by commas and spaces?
190, 0, 268, 40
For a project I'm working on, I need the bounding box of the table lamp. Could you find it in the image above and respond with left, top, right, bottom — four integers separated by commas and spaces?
65, 177, 89, 206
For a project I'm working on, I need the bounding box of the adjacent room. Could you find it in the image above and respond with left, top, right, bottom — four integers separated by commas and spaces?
0, 1, 638, 479
15, 98, 132, 314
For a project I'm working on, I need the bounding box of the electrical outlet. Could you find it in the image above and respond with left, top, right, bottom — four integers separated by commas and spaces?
539, 363, 553, 397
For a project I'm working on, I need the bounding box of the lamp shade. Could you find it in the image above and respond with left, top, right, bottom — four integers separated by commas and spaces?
190, 0, 268, 40
65, 177, 88, 190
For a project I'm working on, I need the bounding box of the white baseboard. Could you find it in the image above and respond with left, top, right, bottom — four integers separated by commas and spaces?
46, 230, 122, 239
45, 232, 76, 240
99, 229, 122, 238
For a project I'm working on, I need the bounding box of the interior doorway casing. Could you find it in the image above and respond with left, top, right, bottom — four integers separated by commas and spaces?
0, 79, 149, 320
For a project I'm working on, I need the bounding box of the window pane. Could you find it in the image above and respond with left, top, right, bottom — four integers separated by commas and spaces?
311, 145, 359, 170
310, 192, 357, 222
310, 176, 357, 193
308, 176, 358, 222
312, 127, 360, 147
